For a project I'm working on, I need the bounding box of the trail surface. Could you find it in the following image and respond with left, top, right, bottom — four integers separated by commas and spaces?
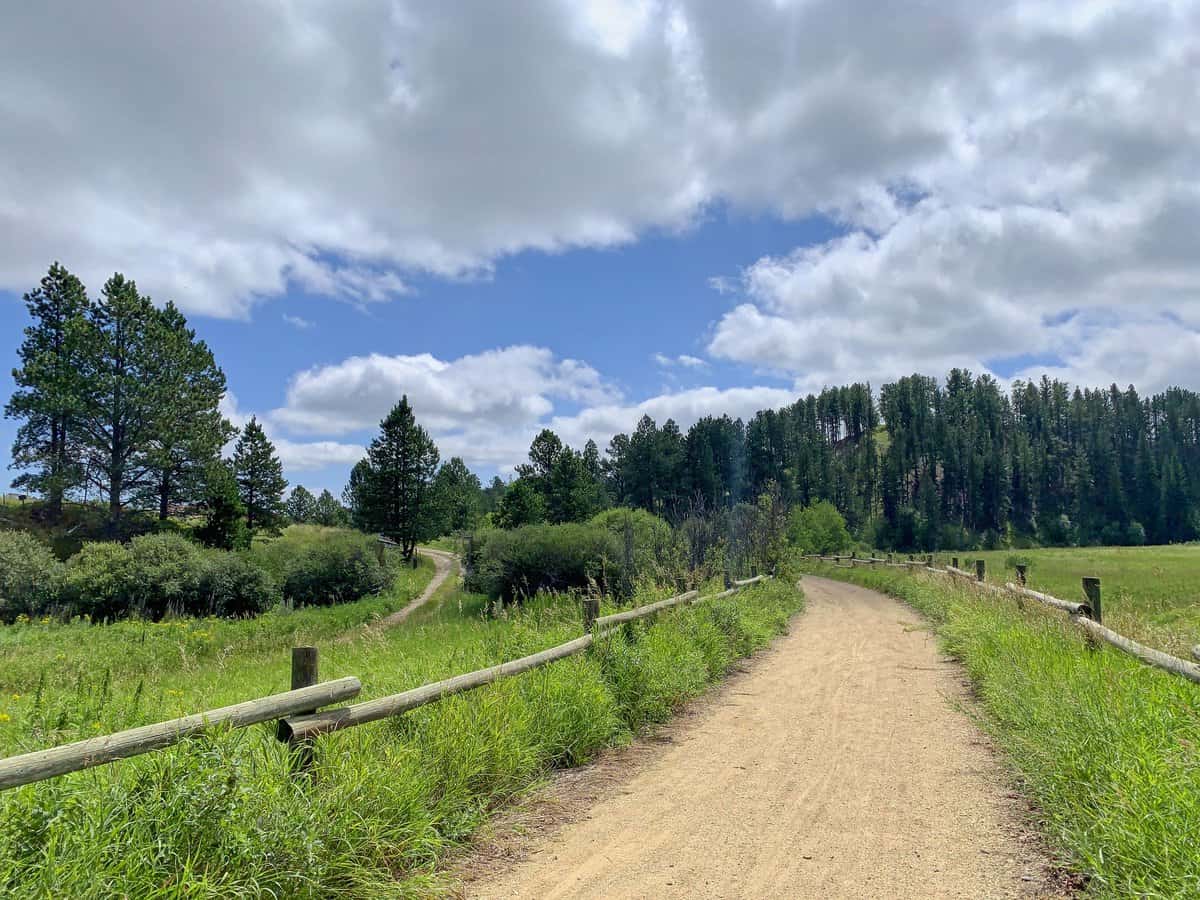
338, 547, 457, 643
468, 575, 1052, 899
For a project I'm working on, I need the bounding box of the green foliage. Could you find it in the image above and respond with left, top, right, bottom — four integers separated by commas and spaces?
252, 526, 386, 608
0, 576, 800, 896
4, 263, 89, 522
232, 417, 287, 532
285, 485, 318, 523
313, 489, 349, 527
62, 534, 204, 621
347, 396, 439, 560
494, 478, 545, 528
197, 553, 279, 618
788, 500, 852, 554
588, 507, 681, 582
0, 531, 64, 621
430, 456, 483, 533
195, 462, 250, 551
466, 523, 625, 601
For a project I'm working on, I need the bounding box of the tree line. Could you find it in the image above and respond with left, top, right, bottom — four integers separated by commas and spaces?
446, 375, 1200, 552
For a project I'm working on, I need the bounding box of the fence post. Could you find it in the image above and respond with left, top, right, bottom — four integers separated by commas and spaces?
975, 560, 986, 582
951, 556, 959, 570
1082, 577, 1102, 623
582, 597, 600, 634
1016, 564, 1027, 586
282, 647, 319, 774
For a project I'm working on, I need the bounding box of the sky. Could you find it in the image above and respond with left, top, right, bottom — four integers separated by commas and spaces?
3, 0, 1200, 496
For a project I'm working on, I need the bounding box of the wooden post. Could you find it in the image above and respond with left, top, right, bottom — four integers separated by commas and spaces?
951, 556, 959, 570
887, 553, 894, 563
1015, 564, 1027, 586
582, 597, 600, 634
1082, 577, 1102, 623
975, 560, 986, 582
286, 646, 319, 774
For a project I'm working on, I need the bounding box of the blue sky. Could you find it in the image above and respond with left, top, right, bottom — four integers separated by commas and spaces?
4, 1, 1200, 498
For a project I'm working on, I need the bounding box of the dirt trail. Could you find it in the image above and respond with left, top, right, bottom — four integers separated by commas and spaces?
337, 547, 457, 643
467, 575, 1052, 899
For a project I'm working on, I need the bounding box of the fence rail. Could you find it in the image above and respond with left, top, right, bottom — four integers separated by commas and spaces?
0, 576, 771, 792
805, 554, 1200, 686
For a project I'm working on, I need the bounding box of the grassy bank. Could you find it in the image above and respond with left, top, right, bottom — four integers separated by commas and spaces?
0, 579, 802, 897
805, 561, 1200, 898
962, 544, 1200, 657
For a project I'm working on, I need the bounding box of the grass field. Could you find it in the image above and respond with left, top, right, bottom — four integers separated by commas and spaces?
950, 544, 1200, 657
0, 556, 435, 756
0, 568, 803, 897
804, 559, 1200, 898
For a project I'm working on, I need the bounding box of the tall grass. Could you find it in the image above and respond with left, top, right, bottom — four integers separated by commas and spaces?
0, 580, 802, 897
809, 562, 1200, 898
0, 557, 435, 755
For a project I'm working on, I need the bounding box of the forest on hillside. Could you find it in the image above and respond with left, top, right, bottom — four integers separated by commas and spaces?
489, 374, 1200, 552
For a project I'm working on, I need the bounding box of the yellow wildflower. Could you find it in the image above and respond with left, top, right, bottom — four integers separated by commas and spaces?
10, 694, 19, 701
0, 713, 10, 723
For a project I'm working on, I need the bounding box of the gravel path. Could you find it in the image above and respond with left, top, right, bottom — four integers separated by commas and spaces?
467, 575, 1054, 899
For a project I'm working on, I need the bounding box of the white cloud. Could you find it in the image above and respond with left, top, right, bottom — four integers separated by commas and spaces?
1, 0, 1196, 407
267, 346, 795, 474
654, 352, 708, 371
282, 314, 313, 330
220, 393, 362, 474
271, 345, 616, 437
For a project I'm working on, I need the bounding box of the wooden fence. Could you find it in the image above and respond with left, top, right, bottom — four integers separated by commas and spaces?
0, 576, 769, 792
805, 553, 1200, 686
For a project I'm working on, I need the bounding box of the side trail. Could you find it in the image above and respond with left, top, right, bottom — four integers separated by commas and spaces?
337, 547, 457, 644
466, 575, 1055, 899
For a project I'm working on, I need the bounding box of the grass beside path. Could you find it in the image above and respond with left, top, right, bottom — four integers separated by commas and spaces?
804, 561, 1200, 898
0, 578, 803, 897
0, 556, 436, 755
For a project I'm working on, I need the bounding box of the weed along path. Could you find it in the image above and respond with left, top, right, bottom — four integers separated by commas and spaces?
466, 576, 1054, 899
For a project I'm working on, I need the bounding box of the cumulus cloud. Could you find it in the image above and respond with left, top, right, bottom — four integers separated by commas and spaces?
705, 1, 1200, 394
220, 393, 362, 473
271, 345, 616, 436
268, 346, 795, 474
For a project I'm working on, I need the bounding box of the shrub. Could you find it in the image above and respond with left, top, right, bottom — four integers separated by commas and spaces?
787, 501, 851, 555
63, 541, 135, 620
466, 523, 624, 601
260, 529, 387, 607
588, 508, 684, 584
64, 533, 206, 620
197, 553, 280, 617
0, 531, 63, 620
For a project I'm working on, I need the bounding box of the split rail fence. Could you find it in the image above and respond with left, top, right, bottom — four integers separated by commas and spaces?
806, 552, 1200, 686
0, 575, 769, 792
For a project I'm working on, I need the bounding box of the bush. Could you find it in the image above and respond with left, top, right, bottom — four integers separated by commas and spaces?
255, 528, 387, 607
588, 508, 684, 584
787, 501, 852, 555
197, 553, 280, 617
0, 531, 63, 620
466, 523, 624, 601
64, 533, 206, 620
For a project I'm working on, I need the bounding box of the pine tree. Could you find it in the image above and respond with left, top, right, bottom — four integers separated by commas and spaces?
195, 461, 249, 550
314, 489, 349, 527
232, 417, 287, 531
135, 303, 232, 519
352, 397, 439, 560
5, 263, 89, 522
73, 274, 174, 530
286, 485, 318, 523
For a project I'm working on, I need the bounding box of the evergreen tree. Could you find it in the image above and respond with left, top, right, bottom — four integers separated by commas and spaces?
195, 461, 249, 550
232, 417, 287, 531
495, 478, 545, 528
351, 397, 439, 560
73, 274, 174, 530
286, 485, 318, 523
431, 456, 483, 533
313, 489, 349, 527
135, 302, 232, 519
5, 262, 89, 522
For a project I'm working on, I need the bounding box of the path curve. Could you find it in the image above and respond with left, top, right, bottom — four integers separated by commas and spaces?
338, 547, 458, 643
466, 575, 1053, 899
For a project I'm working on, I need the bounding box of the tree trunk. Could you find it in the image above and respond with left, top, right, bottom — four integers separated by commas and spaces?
47, 418, 64, 524
158, 471, 171, 521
